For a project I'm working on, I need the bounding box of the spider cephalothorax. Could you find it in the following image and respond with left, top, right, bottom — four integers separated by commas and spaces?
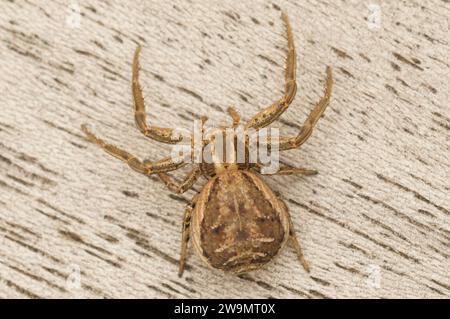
82, 13, 333, 276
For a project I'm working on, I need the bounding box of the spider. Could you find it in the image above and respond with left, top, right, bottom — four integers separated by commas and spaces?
81, 13, 333, 277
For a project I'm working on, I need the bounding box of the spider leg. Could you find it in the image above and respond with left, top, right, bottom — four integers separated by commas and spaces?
279, 199, 310, 273
245, 13, 297, 130
132, 46, 188, 144
157, 167, 201, 194
81, 125, 187, 174
274, 66, 333, 151
178, 194, 198, 277
253, 163, 317, 176
288, 216, 311, 273
227, 106, 240, 128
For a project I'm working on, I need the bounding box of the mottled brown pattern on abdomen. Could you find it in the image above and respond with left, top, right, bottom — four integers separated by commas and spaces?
200, 171, 285, 273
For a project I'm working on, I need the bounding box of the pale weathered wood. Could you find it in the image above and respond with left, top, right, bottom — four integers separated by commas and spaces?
0, 0, 448, 298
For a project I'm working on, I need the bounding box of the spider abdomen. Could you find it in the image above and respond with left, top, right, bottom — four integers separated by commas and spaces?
191, 170, 290, 274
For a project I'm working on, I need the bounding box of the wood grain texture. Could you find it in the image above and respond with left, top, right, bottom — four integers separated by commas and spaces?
0, 0, 449, 298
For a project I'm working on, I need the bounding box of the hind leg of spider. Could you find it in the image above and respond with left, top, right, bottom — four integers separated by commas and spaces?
132, 46, 188, 144
245, 13, 297, 130
178, 194, 198, 277
288, 216, 311, 272
276, 66, 333, 151
158, 167, 201, 194
279, 199, 310, 272
81, 125, 187, 174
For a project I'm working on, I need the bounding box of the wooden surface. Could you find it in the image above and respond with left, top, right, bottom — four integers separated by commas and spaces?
0, 0, 449, 298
